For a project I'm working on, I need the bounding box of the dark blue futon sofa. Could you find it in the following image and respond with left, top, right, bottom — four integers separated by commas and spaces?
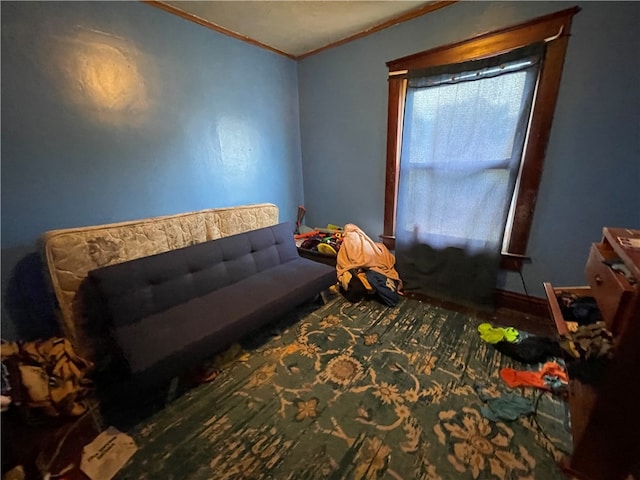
88, 222, 336, 393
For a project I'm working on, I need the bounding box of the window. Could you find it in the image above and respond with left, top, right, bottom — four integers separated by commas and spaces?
383, 7, 580, 271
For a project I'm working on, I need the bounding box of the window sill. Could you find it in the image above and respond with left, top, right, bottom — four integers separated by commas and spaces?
500, 253, 532, 272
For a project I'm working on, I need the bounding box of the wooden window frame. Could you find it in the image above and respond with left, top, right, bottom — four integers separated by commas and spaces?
383, 7, 580, 271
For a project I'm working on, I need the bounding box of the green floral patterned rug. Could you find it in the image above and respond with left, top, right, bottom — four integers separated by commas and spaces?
115, 296, 571, 480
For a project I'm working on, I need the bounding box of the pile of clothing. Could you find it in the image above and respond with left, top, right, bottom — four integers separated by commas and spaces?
336, 224, 402, 307
475, 317, 616, 425
296, 228, 344, 257
478, 323, 563, 364
560, 321, 614, 384
556, 291, 602, 326
0, 337, 93, 417
475, 323, 569, 423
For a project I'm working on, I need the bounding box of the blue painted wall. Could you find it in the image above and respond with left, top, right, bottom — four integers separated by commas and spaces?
298, 1, 640, 297
1, 1, 302, 339
2, 1, 639, 341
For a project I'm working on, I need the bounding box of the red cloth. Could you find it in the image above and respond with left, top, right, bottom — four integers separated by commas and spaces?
500, 361, 568, 390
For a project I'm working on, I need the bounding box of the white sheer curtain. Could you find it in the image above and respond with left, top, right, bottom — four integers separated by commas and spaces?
396, 48, 542, 254
394, 45, 543, 306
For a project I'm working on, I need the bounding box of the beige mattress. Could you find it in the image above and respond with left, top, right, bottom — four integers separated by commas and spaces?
39, 203, 279, 362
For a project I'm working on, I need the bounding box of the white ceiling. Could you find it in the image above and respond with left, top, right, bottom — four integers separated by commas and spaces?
160, 1, 442, 58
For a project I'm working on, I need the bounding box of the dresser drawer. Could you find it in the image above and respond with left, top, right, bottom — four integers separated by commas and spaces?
543, 283, 592, 336
584, 243, 635, 335
543, 283, 600, 446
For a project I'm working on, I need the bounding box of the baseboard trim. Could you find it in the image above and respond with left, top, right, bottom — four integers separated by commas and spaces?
404, 288, 554, 334
403, 289, 549, 318
495, 289, 550, 319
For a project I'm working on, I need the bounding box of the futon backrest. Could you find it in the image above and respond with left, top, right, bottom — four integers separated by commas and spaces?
88, 222, 298, 328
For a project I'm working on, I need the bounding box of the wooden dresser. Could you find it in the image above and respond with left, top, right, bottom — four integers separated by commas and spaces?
543, 227, 640, 480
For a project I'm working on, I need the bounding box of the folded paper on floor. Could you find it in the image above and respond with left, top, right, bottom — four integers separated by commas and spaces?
80, 427, 137, 480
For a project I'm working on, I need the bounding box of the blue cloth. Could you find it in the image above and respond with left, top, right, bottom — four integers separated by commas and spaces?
474, 385, 535, 422
365, 270, 400, 307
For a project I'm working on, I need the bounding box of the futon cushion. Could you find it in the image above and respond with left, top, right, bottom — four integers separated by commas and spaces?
88, 222, 336, 390
114, 258, 335, 388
